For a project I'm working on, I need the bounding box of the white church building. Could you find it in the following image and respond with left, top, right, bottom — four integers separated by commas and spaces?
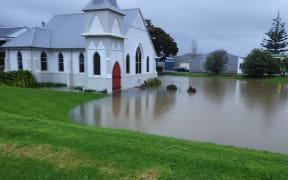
1, 0, 157, 92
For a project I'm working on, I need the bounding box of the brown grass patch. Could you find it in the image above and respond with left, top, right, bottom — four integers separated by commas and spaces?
0, 143, 92, 169
139, 169, 158, 180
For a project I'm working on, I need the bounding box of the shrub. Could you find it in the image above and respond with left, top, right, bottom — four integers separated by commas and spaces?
204, 50, 229, 74
84, 89, 96, 93
241, 49, 280, 76
73, 86, 83, 91
187, 86, 197, 93
36, 82, 66, 88
99, 89, 108, 94
166, 84, 177, 91
0, 70, 37, 88
144, 78, 162, 87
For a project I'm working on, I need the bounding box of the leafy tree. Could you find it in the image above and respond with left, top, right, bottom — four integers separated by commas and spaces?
261, 12, 288, 54
240, 49, 280, 76
146, 19, 178, 58
204, 50, 228, 74
280, 58, 288, 75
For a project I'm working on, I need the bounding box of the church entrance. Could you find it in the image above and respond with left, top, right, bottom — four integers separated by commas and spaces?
0, 51, 5, 71
112, 62, 121, 90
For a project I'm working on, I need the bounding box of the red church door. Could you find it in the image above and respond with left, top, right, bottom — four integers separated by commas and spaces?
112, 62, 121, 90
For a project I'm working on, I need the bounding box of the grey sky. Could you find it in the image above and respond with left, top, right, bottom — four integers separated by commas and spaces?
1, 0, 288, 57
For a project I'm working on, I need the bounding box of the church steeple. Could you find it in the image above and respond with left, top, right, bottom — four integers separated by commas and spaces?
83, 0, 124, 15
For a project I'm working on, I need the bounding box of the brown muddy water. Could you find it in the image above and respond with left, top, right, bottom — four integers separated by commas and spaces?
70, 76, 288, 154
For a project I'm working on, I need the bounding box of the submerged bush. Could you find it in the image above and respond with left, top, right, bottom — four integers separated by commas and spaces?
166, 84, 178, 91
187, 86, 197, 93
144, 78, 162, 87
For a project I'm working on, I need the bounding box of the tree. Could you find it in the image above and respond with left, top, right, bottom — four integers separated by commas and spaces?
146, 19, 178, 58
280, 58, 288, 75
204, 50, 228, 74
261, 12, 288, 54
240, 49, 280, 76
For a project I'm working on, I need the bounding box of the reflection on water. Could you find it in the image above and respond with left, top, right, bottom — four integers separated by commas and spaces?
70, 76, 288, 154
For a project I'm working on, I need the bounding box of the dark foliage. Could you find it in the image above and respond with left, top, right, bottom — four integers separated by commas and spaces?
146, 19, 178, 58
144, 78, 162, 87
204, 50, 229, 74
166, 84, 178, 91
261, 12, 288, 54
0, 70, 37, 88
241, 49, 280, 76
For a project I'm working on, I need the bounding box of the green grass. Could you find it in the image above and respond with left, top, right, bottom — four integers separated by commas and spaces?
167, 72, 288, 84
1, 85, 288, 179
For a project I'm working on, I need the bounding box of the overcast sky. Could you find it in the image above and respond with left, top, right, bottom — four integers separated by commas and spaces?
1, 0, 288, 57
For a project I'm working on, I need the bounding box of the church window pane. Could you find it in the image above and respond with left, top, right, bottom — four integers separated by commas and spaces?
146, 56, 150, 73
126, 54, 130, 74
94, 52, 101, 75
17, 51, 23, 70
0, 51, 5, 71
58, 53, 64, 72
136, 47, 142, 74
41, 52, 48, 71
79, 53, 85, 73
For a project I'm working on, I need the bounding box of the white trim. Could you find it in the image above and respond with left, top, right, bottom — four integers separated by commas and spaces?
81, 33, 126, 39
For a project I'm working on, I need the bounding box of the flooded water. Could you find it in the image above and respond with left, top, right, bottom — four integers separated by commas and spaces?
70, 76, 288, 154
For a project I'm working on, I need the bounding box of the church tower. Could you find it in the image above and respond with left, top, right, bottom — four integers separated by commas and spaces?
82, 0, 125, 92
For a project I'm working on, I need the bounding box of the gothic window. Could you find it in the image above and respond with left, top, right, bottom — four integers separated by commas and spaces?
58, 52, 64, 72
94, 52, 101, 75
126, 54, 130, 74
0, 51, 5, 71
17, 51, 23, 70
146, 56, 150, 73
135, 47, 142, 74
41, 52, 48, 71
79, 53, 85, 73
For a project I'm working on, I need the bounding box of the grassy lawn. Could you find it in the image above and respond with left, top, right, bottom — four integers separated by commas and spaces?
166, 72, 288, 84
1, 86, 288, 179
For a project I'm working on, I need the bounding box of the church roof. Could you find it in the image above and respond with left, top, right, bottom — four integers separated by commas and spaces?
2, 9, 143, 49
0, 27, 28, 38
46, 13, 85, 49
83, 0, 125, 15
2, 27, 51, 48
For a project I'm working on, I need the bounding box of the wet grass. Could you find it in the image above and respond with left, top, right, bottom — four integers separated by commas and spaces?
0, 85, 288, 179
166, 72, 288, 84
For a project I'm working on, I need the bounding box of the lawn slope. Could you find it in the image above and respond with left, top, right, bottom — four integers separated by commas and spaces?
0, 86, 288, 179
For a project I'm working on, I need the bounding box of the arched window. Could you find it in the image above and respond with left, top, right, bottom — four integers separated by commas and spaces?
94, 52, 101, 75
135, 47, 142, 74
0, 51, 5, 71
17, 51, 23, 70
146, 56, 150, 73
40, 52, 47, 71
126, 54, 130, 74
79, 53, 85, 73
58, 52, 64, 72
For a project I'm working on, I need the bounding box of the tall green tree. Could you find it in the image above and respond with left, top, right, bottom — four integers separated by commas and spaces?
204, 50, 228, 74
280, 58, 288, 75
261, 12, 288, 54
146, 19, 178, 58
240, 49, 280, 76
